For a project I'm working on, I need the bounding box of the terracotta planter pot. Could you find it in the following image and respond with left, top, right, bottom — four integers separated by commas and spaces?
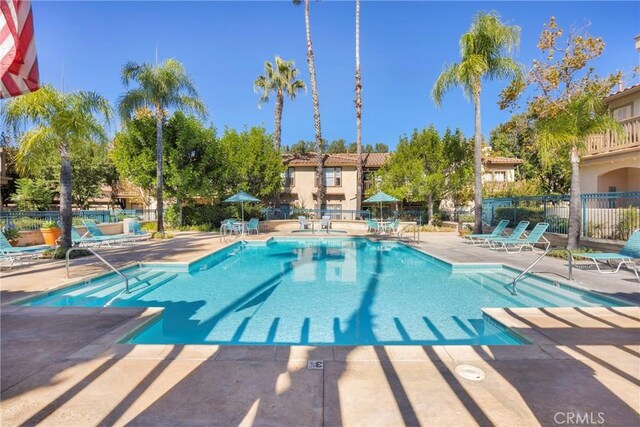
8, 239, 18, 247
458, 230, 470, 237
41, 227, 61, 245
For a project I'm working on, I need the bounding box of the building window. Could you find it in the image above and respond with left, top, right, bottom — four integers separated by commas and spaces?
283, 167, 295, 187
612, 104, 633, 121
323, 167, 342, 187
493, 171, 506, 182
322, 204, 342, 219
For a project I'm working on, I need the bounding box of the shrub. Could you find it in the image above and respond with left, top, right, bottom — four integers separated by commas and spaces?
41, 220, 59, 229
458, 214, 475, 223
11, 217, 45, 230
546, 247, 599, 260
11, 178, 54, 211
42, 248, 91, 259
546, 215, 568, 233
2, 227, 20, 240
494, 207, 544, 229
613, 207, 640, 241
166, 204, 234, 228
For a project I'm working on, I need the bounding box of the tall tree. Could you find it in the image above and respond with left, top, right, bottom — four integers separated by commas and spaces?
118, 59, 207, 234
254, 56, 306, 151
355, 0, 363, 214
432, 11, 522, 233
1, 85, 112, 248
500, 17, 621, 249
294, 0, 324, 211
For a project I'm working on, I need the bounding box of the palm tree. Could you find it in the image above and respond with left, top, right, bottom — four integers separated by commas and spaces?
254, 56, 306, 151
432, 11, 521, 233
534, 92, 619, 249
1, 85, 112, 249
355, 0, 363, 213
118, 59, 206, 234
293, 0, 324, 212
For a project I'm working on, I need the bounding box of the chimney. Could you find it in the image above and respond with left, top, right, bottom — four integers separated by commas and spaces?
636, 35, 640, 52
618, 79, 623, 92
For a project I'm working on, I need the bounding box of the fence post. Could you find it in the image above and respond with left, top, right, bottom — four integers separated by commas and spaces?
581, 194, 587, 237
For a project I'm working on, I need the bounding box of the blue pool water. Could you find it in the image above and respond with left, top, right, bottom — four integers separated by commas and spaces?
23, 238, 625, 346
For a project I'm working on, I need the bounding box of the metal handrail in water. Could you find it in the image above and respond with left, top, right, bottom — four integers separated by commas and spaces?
511, 247, 573, 295
66, 247, 129, 293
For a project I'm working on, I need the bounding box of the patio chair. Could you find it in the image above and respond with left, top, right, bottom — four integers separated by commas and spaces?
366, 219, 382, 233
484, 221, 530, 247
383, 219, 400, 235
129, 220, 152, 241
572, 230, 640, 279
64, 224, 112, 247
490, 222, 550, 253
320, 216, 331, 232
221, 219, 241, 236
0, 232, 51, 268
463, 219, 509, 246
299, 216, 312, 230
246, 218, 260, 235
82, 219, 131, 246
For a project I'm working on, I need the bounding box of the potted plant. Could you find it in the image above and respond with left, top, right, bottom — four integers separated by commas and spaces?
458, 224, 473, 237
2, 227, 21, 246
40, 220, 61, 245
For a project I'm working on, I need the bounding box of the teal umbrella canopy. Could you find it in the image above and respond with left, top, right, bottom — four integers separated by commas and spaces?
224, 191, 260, 203
363, 191, 399, 221
363, 191, 399, 203
223, 191, 261, 233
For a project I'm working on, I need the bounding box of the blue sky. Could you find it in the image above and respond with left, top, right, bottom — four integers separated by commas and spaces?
33, 1, 639, 149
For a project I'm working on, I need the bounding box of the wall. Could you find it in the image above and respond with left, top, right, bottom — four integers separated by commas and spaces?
280, 165, 360, 216
580, 150, 640, 193
15, 222, 125, 247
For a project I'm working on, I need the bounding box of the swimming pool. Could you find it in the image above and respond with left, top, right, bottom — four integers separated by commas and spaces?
23, 238, 626, 346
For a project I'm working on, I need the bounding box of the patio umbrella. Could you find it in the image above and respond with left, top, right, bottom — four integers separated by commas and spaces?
363, 191, 399, 221
223, 191, 260, 227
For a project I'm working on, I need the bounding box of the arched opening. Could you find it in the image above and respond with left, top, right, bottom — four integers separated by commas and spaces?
596, 167, 640, 193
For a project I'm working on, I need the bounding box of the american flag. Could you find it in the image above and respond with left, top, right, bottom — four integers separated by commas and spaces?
0, 0, 39, 98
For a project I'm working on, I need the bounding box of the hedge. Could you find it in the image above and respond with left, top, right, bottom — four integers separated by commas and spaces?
494, 207, 544, 229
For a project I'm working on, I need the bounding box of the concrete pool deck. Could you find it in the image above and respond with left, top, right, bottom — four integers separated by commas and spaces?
1, 231, 639, 426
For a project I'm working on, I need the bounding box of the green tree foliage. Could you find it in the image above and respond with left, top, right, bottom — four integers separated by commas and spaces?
499, 17, 621, 249
432, 11, 522, 233
111, 111, 158, 202
327, 139, 347, 154
1, 85, 112, 248
164, 112, 220, 223
374, 143, 389, 153
119, 59, 207, 234
218, 126, 284, 203
489, 114, 570, 194
11, 178, 54, 211
376, 126, 472, 223
254, 56, 305, 150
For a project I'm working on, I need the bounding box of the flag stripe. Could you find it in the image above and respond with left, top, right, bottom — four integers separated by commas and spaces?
0, 0, 39, 98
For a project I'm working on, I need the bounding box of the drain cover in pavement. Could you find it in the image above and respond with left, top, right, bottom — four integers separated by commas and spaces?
455, 365, 485, 381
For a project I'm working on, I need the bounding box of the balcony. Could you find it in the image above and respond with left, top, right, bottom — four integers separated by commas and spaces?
585, 115, 640, 157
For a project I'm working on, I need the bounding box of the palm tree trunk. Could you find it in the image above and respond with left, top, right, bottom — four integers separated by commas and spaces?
472, 85, 483, 234
274, 89, 284, 151
428, 193, 434, 225
304, 0, 324, 213
567, 145, 581, 249
155, 105, 164, 234
59, 142, 73, 249
355, 0, 363, 215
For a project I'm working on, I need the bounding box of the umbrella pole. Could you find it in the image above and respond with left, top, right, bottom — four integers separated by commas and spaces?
241, 202, 245, 235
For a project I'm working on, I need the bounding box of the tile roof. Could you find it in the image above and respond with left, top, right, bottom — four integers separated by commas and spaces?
482, 156, 524, 165
283, 152, 391, 168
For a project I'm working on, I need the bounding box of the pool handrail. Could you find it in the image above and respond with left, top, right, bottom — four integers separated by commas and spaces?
66, 247, 130, 293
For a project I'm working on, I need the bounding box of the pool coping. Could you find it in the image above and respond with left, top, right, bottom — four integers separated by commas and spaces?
4, 235, 634, 356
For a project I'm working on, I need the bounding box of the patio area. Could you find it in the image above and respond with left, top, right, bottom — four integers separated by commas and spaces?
1, 230, 639, 425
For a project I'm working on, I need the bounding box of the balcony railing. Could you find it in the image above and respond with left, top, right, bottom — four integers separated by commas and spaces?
585, 115, 640, 156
